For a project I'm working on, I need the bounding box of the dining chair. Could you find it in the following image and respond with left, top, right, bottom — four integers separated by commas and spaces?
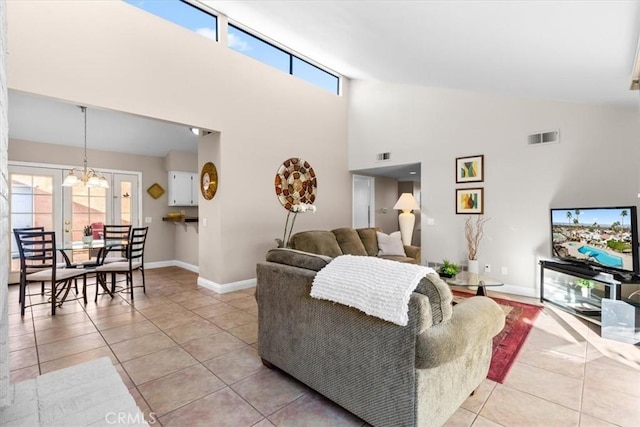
13, 226, 46, 303
100, 224, 132, 264
12, 227, 82, 304
79, 224, 131, 268
95, 226, 148, 302
13, 230, 89, 315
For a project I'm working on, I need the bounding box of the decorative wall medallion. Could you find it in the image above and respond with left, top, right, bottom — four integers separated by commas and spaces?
200, 162, 218, 200
274, 157, 317, 210
146, 183, 165, 199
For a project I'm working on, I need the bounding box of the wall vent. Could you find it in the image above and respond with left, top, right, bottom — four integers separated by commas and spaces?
528, 130, 559, 146
377, 152, 391, 161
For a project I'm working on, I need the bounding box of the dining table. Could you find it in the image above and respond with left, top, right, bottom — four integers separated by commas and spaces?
58, 239, 129, 299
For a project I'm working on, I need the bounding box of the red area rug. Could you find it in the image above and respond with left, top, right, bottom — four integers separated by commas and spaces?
453, 291, 542, 383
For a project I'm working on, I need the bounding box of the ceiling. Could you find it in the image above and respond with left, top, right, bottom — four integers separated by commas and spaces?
204, 0, 640, 108
9, 1, 640, 164
8, 91, 197, 157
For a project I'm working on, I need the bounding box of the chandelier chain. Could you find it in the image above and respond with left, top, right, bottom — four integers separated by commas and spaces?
82, 106, 88, 173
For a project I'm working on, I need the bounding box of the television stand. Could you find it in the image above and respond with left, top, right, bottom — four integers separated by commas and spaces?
539, 260, 640, 343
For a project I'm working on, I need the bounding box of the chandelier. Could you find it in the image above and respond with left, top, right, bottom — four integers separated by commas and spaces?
62, 106, 109, 188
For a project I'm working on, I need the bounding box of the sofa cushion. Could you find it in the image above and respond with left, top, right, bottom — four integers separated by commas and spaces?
414, 273, 453, 326
265, 248, 333, 272
379, 255, 419, 264
331, 228, 368, 256
356, 227, 379, 256
289, 230, 343, 258
376, 231, 406, 256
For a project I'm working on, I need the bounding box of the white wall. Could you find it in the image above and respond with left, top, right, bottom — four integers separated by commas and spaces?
7, 1, 351, 287
349, 81, 640, 296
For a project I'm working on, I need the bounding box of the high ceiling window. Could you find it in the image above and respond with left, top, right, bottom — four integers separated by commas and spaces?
124, 0, 340, 95
228, 24, 340, 95
125, 0, 218, 41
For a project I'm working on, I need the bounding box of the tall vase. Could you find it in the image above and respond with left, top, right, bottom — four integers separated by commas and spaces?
468, 259, 479, 274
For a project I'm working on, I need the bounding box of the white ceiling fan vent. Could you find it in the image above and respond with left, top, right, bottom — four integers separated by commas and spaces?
377, 152, 391, 161
528, 130, 560, 146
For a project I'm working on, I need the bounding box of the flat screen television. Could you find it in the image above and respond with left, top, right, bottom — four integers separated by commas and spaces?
550, 206, 639, 275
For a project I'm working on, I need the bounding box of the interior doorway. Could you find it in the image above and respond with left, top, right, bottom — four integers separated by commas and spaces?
351, 162, 421, 238
352, 175, 375, 228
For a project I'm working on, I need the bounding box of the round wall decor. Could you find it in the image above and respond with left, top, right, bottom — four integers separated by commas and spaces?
274, 157, 317, 210
200, 162, 218, 200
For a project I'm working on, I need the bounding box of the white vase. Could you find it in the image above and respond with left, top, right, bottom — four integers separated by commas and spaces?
468, 259, 479, 274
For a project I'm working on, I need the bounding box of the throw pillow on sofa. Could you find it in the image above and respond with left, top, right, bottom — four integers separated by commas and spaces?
376, 231, 406, 257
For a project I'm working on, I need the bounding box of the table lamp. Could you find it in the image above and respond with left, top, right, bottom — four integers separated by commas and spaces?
393, 193, 420, 246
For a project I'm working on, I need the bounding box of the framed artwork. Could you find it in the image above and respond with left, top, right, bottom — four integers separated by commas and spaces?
456, 154, 484, 183
456, 188, 484, 214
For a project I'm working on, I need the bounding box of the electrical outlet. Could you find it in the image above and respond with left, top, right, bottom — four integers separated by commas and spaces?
501, 266, 508, 275
484, 264, 491, 273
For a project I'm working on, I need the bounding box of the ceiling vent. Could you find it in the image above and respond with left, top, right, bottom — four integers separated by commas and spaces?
528, 130, 559, 146
377, 152, 391, 161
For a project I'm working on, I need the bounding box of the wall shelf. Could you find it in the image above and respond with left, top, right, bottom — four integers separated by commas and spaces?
162, 216, 198, 223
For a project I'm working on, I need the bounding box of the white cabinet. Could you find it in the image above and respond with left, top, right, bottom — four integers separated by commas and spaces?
168, 171, 198, 206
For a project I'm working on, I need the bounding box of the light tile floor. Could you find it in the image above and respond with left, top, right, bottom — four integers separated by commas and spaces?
7, 267, 640, 426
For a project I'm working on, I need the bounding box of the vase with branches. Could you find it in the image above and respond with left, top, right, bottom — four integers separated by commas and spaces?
465, 216, 490, 272
275, 202, 317, 248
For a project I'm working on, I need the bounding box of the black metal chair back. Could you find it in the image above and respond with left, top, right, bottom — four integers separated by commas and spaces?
101, 224, 132, 262
13, 226, 45, 260
127, 226, 148, 266
13, 228, 55, 272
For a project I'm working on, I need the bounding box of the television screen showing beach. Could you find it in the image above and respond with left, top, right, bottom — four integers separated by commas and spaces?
551, 208, 634, 271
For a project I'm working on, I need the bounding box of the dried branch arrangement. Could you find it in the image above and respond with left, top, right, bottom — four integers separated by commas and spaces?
465, 215, 490, 260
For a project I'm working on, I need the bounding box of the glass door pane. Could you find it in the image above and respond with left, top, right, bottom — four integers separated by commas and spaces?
8, 166, 62, 279
114, 173, 139, 227
63, 172, 113, 263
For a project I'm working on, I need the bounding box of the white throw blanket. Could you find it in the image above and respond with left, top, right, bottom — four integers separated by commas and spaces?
310, 255, 436, 326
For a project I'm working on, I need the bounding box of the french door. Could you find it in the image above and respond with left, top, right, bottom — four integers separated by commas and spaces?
9, 164, 140, 281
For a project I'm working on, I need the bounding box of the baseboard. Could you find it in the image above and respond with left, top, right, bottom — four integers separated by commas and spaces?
145, 260, 199, 273
145, 260, 254, 294
197, 276, 256, 294
173, 260, 199, 273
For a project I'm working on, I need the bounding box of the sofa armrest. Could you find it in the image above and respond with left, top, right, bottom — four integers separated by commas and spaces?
414, 296, 505, 369
404, 245, 421, 263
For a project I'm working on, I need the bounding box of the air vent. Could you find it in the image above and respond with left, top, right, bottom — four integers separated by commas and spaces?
377, 152, 391, 161
528, 130, 559, 146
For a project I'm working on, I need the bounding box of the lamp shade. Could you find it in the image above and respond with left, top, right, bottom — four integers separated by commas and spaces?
393, 193, 420, 213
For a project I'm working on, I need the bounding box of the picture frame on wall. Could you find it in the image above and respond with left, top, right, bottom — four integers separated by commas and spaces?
456, 154, 484, 183
456, 187, 484, 214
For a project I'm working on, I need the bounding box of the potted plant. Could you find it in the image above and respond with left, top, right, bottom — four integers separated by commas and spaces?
465, 215, 490, 273
83, 225, 93, 244
575, 278, 594, 298
438, 259, 460, 278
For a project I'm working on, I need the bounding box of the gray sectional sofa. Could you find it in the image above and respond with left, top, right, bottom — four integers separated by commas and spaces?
256, 248, 505, 427
289, 227, 421, 264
